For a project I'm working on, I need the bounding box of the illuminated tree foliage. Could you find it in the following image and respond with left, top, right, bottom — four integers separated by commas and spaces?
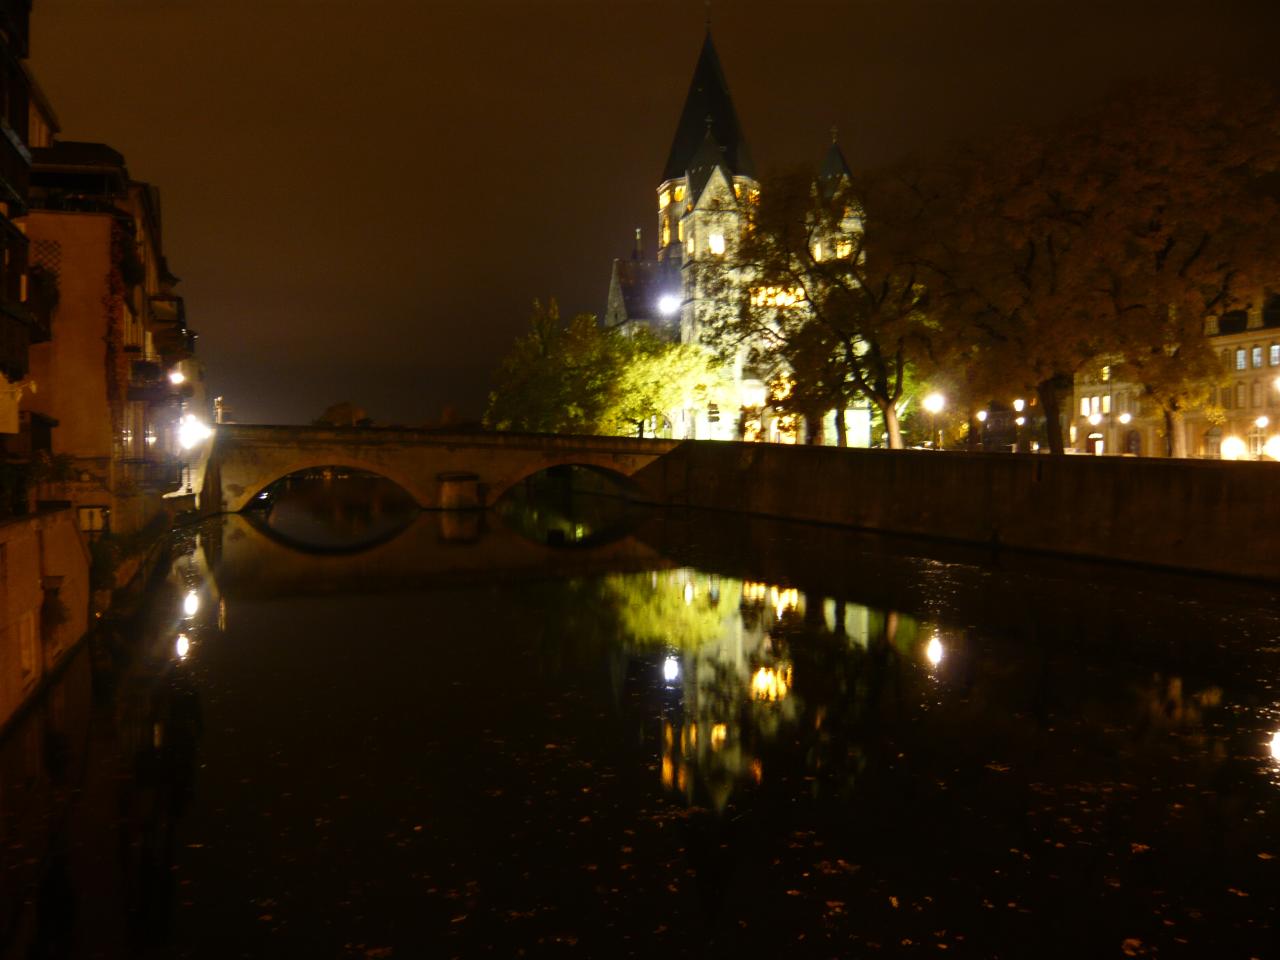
697, 169, 933, 449
485, 298, 723, 436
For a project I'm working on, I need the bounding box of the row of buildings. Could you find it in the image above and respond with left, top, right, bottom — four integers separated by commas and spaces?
1, 0, 206, 728
606, 29, 1280, 459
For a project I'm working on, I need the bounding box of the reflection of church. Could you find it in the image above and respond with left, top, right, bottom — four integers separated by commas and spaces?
604, 30, 871, 445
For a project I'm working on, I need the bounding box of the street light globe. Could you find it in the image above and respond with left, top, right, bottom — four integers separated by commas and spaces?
178, 414, 213, 451
976, 410, 988, 422
1220, 435, 1247, 460
657, 294, 680, 316
1256, 415, 1270, 430
1118, 412, 1132, 424
1263, 435, 1280, 461
1088, 412, 1102, 426
1015, 415, 1026, 426
1013, 398, 1026, 413
922, 392, 945, 415
168, 370, 186, 385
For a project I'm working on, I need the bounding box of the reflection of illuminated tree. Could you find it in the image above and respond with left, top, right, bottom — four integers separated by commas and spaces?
603, 570, 739, 651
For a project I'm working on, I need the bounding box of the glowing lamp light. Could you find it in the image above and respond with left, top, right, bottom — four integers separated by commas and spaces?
1118, 413, 1132, 424
1256, 415, 1270, 430
168, 370, 186, 385
1263, 436, 1280, 461
976, 410, 988, 422
175, 634, 190, 659
1013, 398, 1026, 413
926, 636, 944, 667
662, 656, 680, 683
1220, 435, 1248, 460
1271, 730, 1280, 761
657, 294, 680, 316
183, 589, 200, 618
1088, 412, 1102, 426
178, 414, 213, 450
682, 581, 694, 605
922, 392, 945, 415
1015, 416, 1026, 426
708, 232, 726, 255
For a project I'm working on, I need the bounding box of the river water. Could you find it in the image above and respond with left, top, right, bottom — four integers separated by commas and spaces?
2, 474, 1279, 958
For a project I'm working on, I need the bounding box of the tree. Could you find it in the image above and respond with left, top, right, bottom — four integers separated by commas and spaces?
314, 402, 371, 427
697, 168, 933, 449
485, 299, 724, 437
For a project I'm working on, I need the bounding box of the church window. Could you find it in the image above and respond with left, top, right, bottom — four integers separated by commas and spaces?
835, 239, 853, 259
708, 232, 725, 255
1079, 397, 1089, 417
733, 183, 742, 199
812, 241, 823, 261
677, 219, 684, 242
662, 216, 671, 247
658, 189, 671, 210
674, 185, 685, 202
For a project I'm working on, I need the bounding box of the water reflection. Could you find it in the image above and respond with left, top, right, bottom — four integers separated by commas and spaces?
245, 468, 419, 552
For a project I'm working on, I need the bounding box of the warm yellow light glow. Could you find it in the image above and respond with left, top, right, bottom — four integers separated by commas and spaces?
683, 581, 694, 605
674, 184, 685, 202
183, 589, 199, 618
1015, 416, 1026, 426
168, 370, 185, 385
1270, 730, 1280, 761
658, 189, 671, 209
1221, 435, 1248, 460
710, 723, 728, 749
835, 239, 853, 258
742, 581, 768, 602
749, 286, 806, 308
1256, 415, 1270, 429
1088, 412, 1102, 426
976, 410, 988, 422
751, 665, 792, 702
708, 232, 726, 255
926, 636, 944, 667
1263, 435, 1280, 461
740, 383, 767, 409
661, 755, 675, 787
178, 414, 213, 450
770, 586, 800, 618
922, 392, 945, 415
175, 634, 190, 659
1119, 412, 1132, 424
1013, 398, 1026, 413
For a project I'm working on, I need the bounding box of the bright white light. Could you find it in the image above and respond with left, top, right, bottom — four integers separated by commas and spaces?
1271, 730, 1280, 761
1118, 413, 1132, 424
926, 636, 944, 667
682, 582, 694, 605
178, 414, 213, 450
662, 656, 680, 683
657, 294, 680, 316
708, 232, 726, 255
922, 392, 945, 415
175, 634, 190, 659
1088, 412, 1102, 426
1015, 416, 1026, 426
1256, 415, 1270, 430
976, 410, 988, 422
1221, 435, 1248, 460
183, 589, 199, 618
1013, 398, 1026, 413
168, 370, 186, 385
1263, 436, 1280, 461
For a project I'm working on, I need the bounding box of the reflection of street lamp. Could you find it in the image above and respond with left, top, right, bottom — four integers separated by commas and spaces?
922, 392, 945, 450
1012, 398, 1026, 452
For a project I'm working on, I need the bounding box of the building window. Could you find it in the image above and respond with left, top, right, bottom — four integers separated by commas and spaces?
677, 219, 684, 242
707, 404, 720, 423
1270, 343, 1279, 366
1079, 397, 1089, 417
674, 184, 685, 202
708, 233, 725, 255
1236, 348, 1247, 371
661, 216, 671, 247
1252, 346, 1264, 368
658, 189, 671, 210
1102, 394, 1111, 414
1236, 383, 1247, 408
1090, 395, 1100, 415
1252, 381, 1263, 408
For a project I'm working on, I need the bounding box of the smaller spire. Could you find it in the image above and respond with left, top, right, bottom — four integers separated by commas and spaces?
705, 0, 712, 29
830, 124, 839, 145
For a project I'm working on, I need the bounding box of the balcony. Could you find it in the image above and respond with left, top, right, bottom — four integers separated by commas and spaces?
126, 359, 176, 403
117, 457, 182, 494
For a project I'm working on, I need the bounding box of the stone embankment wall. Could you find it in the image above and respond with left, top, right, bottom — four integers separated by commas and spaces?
0, 508, 91, 730
632, 442, 1280, 581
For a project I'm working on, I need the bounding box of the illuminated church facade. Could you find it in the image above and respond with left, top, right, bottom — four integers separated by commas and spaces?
605, 31, 871, 445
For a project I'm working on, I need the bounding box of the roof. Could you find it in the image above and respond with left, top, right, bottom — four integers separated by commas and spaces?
31, 140, 128, 173
687, 128, 731, 202
819, 139, 853, 186
610, 258, 681, 323
662, 31, 754, 183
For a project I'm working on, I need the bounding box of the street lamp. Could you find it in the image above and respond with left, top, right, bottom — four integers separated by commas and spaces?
922, 392, 945, 450
1012, 398, 1025, 452
657, 294, 680, 316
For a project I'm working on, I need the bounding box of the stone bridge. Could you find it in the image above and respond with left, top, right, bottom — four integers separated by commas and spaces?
198, 424, 679, 513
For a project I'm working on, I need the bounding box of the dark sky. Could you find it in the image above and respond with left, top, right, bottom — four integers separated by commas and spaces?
30, 0, 1280, 425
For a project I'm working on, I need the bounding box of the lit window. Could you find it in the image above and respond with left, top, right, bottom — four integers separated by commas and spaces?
1253, 346, 1264, 368
1090, 396, 1100, 415
812, 241, 823, 261
1102, 395, 1111, 414
1271, 343, 1279, 365
661, 216, 671, 247
1080, 397, 1089, 417
708, 233, 725, 255
677, 219, 684, 242
658, 189, 671, 210
1236, 348, 1247, 370
733, 183, 742, 199
1101, 365, 1111, 381
673, 184, 685, 202
835, 239, 853, 258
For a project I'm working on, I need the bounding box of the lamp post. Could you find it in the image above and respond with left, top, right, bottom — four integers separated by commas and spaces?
1012, 398, 1025, 452
923, 392, 945, 450
976, 409, 988, 451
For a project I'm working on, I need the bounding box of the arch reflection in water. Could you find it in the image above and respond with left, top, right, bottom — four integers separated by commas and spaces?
244, 468, 420, 553
495, 464, 642, 548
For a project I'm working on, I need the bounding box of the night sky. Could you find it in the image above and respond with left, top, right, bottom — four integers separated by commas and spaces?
30, 0, 1280, 425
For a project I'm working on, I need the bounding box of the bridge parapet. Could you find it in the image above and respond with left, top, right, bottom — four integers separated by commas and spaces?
201, 424, 678, 513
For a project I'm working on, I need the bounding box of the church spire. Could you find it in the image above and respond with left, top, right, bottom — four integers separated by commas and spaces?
661, 30, 754, 183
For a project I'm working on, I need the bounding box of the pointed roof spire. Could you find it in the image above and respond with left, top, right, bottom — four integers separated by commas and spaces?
661, 30, 754, 183
819, 132, 854, 198
687, 127, 730, 201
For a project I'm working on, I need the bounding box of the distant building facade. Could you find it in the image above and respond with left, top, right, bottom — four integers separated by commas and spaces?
605, 31, 870, 446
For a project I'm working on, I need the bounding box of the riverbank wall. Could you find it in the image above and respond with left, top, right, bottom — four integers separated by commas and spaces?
0, 508, 91, 732
631, 442, 1280, 581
